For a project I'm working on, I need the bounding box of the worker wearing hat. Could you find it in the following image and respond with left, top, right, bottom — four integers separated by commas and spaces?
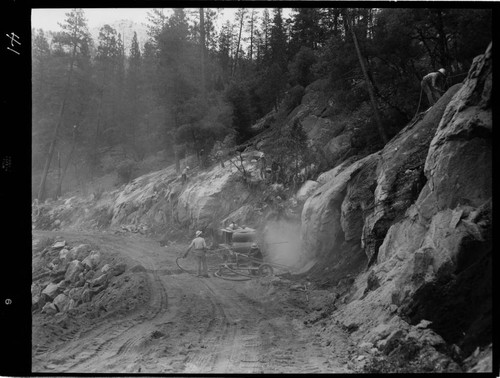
183, 230, 209, 277
421, 68, 447, 106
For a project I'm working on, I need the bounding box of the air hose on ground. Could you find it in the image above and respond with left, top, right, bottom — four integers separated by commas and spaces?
214, 268, 252, 281
413, 85, 424, 120
175, 256, 252, 281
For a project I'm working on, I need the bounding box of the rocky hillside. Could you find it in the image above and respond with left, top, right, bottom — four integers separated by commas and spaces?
32, 43, 492, 372
300, 43, 492, 372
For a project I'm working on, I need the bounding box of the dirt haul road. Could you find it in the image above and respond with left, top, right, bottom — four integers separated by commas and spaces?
32, 230, 353, 374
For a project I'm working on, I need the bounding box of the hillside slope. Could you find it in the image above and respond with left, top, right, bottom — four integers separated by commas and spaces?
32, 44, 492, 373
301, 43, 492, 372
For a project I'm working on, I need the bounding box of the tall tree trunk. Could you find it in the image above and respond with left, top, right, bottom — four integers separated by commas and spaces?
332, 9, 339, 36
91, 64, 110, 182
37, 44, 77, 202
171, 108, 180, 174
91, 88, 105, 182
199, 8, 207, 101
55, 151, 61, 200
55, 125, 78, 199
435, 9, 449, 69
232, 8, 245, 77
249, 9, 255, 61
346, 12, 388, 144
416, 29, 436, 69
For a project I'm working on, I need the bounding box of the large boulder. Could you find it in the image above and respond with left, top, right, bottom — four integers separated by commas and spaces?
65, 260, 83, 282
111, 167, 177, 226
67, 299, 77, 311
89, 273, 109, 288
111, 263, 127, 277
68, 287, 84, 304
301, 115, 345, 144
418, 44, 492, 221
176, 164, 252, 230
101, 264, 111, 274
83, 269, 96, 282
42, 302, 58, 315
296, 180, 320, 202
71, 244, 91, 261
361, 82, 462, 264
53, 293, 69, 312
81, 284, 92, 303
82, 251, 101, 269
32, 294, 46, 311
52, 240, 66, 250
31, 282, 42, 297
301, 153, 378, 264
41, 282, 60, 300
341, 157, 379, 242
59, 248, 70, 261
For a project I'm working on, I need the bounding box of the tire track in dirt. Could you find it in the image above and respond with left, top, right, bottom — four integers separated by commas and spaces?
67, 236, 170, 372
33, 231, 353, 374
182, 292, 235, 372
179, 279, 273, 373
33, 231, 171, 372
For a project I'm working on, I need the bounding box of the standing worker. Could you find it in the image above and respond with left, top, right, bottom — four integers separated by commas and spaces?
248, 243, 263, 275
183, 230, 209, 277
258, 152, 267, 180
216, 149, 224, 168
227, 220, 238, 244
421, 68, 447, 107
181, 166, 190, 184
249, 243, 263, 260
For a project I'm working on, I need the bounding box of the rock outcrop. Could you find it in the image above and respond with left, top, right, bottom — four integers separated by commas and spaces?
33, 151, 265, 235
329, 43, 491, 372
300, 81, 462, 283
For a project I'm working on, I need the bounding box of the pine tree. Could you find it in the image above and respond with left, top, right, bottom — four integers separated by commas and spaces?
218, 20, 234, 80
246, 9, 258, 62
93, 24, 121, 156
157, 8, 197, 172
37, 8, 91, 201
290, 8, 323, 53
125, 31, 142, 154
232, 8, 247, 77
270, 8, 287, 70
32, 29, 51, 106
260, 9, 271, 64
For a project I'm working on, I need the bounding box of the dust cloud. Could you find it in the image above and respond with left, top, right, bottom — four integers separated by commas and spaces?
261, 220, 304, 269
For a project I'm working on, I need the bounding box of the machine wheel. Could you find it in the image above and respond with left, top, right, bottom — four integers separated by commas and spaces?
258, 264, 274, 277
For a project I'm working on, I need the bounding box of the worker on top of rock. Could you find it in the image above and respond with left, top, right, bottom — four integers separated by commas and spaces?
183, 230, 209, 277
216, 149, 224, 168
258, 152, 267, 180
181, 166, 190, 184
421, 68, 447, 106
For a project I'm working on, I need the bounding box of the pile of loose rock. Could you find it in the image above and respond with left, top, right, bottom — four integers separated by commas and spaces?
116, 223, 149, 234
32, 240, 127, 315
340, 316, 463, 373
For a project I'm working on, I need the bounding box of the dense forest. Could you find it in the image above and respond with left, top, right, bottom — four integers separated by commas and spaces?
32, 7, 491, 201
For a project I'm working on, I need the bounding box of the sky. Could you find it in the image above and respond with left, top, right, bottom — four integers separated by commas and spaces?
31, 8, 289, 32
32, 8, 156, 30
